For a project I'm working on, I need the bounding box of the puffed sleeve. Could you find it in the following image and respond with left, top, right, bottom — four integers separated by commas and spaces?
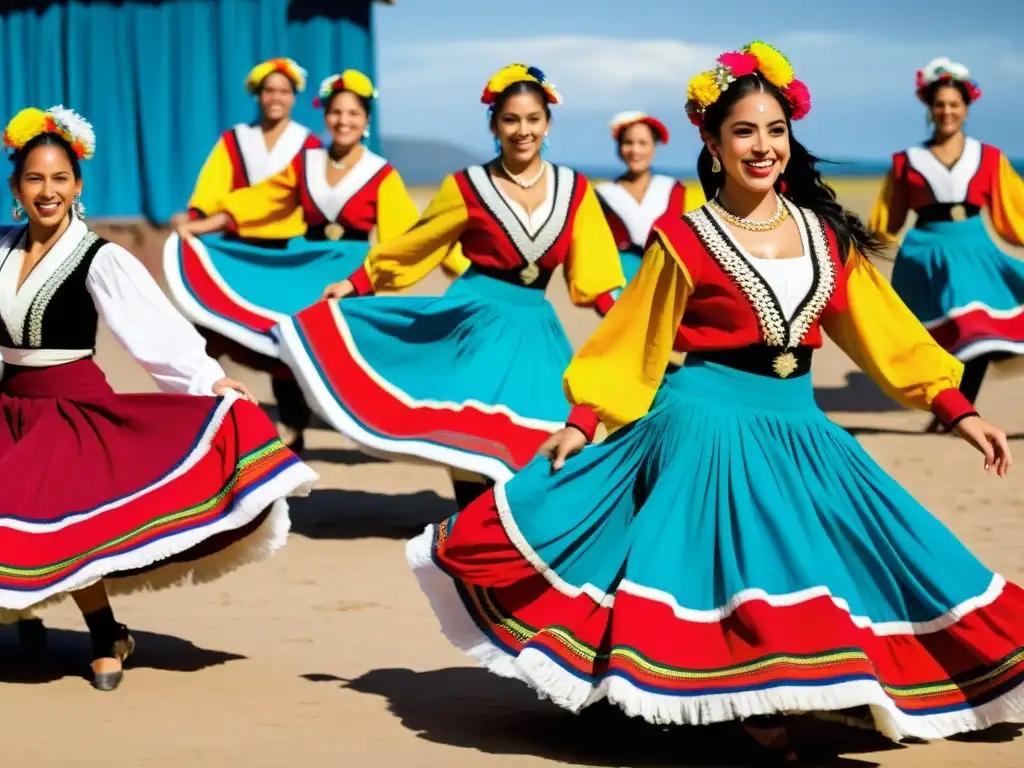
681, 182, 706, 213
564, 181, 627, 315
374, 167, 421, 244
86, 243, 226, 395
348, 173, 469, 296
562, 227, 693, 440
869, 162, 910, 242
187, 136, 233, 220
218, 158, 301, 231
821, 247, 975, 427
989, 152, 1024, 246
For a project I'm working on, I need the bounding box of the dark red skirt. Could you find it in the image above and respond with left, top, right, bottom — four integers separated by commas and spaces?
0, 359, 316, 620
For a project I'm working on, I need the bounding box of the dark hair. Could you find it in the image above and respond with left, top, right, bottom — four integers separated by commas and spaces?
616, 121, 659, 148
257, 70, 298, 94
696, 72, 883, 259
923, 79, 972, 107
322, 89, 372, 118
9, 132, 82, 180
488, 80, 551, 130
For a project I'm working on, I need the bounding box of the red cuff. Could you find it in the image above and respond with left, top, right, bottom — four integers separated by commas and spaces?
348, 264, 374, 296
931, 388, 978, 427
223, 211, 240, 233
594, 291, 616, 317
187, 207, 206, 221
566, 405, 599, 443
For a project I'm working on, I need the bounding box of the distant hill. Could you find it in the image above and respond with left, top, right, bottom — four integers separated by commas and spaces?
381, 136, 485, 186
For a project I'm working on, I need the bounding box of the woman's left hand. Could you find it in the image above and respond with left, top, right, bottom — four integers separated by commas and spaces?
954, 415, 1012, 477
212, 377, 258, 404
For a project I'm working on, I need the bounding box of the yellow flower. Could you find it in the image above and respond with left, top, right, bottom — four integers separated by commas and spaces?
340, 69, 375, 99
487, 64, 533, 96
3, 107, 49, 150
686, 71, 721, 109
746, 41, 794, 89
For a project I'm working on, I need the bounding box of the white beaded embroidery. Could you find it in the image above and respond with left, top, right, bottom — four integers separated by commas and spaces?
26, 231, 99, 348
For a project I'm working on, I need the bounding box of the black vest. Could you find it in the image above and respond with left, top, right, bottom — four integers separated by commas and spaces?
0, 228, 106, 351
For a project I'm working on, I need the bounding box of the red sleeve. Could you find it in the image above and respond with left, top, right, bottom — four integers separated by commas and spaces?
347, 264, 374, 296
566, 405, 599, 442
303, 133, 323, 150
931, 388, 978, 428
187, 207, 206, 220
594, 291, 616, 316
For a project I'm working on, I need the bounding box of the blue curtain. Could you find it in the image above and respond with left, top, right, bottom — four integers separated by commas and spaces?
0, 0, 380, 224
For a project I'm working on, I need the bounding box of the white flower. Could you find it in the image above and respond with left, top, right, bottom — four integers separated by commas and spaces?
318, 74, 342, 99
921, 56, 971, 85
46, 104, 96, 159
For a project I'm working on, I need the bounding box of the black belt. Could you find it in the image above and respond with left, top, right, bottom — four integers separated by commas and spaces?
305, 223, 371, 242
687, 345, 813, 379
468, 262, 554, 290
222, 232, 291, 250
620, 243, 644, 256
915, 203, 980, 226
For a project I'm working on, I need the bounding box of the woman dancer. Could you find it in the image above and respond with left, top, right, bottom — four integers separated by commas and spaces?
871, 57, 1024, 432
1, 106, 317, 690
272, 64, 625, 509
595, 111, 704, 296
172, 69, 455, 453
408, 43, 1021, 761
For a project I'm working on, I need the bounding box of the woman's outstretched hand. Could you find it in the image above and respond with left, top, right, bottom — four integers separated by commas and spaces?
322, 280, 355, 300
954, 415, 1012, 477
538, 427, 588, 471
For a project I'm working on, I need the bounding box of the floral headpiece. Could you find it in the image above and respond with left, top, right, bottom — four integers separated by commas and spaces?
685, 41, 811, 131
915, 57, 981, 103
3, 105, 96, 160
245, 57, 307, 94
481, 63, 562, 106
610, 111, 669, 144
313, 69, 377, 108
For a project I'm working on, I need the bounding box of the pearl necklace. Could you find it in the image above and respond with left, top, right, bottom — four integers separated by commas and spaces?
708, 194, 788, 232
500, 159, 546, 188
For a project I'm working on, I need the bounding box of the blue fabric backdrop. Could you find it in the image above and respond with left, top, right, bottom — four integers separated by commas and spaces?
0, 0, 380, 224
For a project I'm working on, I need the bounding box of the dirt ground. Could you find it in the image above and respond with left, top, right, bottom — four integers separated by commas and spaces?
1, 182, 1022, 767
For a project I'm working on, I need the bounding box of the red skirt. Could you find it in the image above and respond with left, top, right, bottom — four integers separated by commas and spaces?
0, 359, 316, 621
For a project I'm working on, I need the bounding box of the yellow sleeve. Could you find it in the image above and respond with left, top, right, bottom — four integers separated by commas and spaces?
363, 173, 469, 291
820, 247, 964, 412
187, 138, 233, 217
682, 182, 706, 213
990, 153, 1024, 246
565, 182, 627, 306
563, 230, 693, 432
218, 161, 301, 230
869, 169, 909, 242
441, 242, 471, 277
375, 169, 420, 244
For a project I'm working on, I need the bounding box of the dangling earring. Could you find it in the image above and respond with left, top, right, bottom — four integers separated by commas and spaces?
541, 135, 550, 156
711, 156, 722, 173
11, 198, 25, 221
362, 124, 371, 140
72, 194, 85, 220
493, 137, 502, 155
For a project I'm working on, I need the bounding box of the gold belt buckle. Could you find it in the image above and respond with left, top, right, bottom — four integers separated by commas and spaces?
324, 222, 345, 241
773, 351, 799, 378
949, 204, 967, 222
519, 263, 540, 285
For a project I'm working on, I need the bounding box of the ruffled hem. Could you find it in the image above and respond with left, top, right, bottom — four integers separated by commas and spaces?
924, 303, 1024, 361
408, 526, 1024, 742
273, 303, 561, 482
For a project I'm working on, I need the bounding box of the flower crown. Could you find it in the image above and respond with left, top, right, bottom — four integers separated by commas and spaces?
245, 57, 307, 94
915, 57, 981, 103
481, 63, 562, 106
685, 41, 811, 131
3, 105, 96, 160
313, 69, 377, 108
610, 111, 669, 144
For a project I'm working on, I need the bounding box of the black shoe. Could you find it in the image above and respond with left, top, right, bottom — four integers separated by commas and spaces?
90, 622, 134, 692
16, 617, 47, 656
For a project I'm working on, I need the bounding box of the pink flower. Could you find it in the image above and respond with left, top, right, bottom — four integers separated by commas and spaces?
717, 51, 758, 77
784, 79, 812, 120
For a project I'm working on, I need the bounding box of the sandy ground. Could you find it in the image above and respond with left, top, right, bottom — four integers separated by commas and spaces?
3, 181, 1023, 767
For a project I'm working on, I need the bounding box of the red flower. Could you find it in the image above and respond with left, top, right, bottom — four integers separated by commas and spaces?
784, 78, 812, 120
718, 51, 758, 77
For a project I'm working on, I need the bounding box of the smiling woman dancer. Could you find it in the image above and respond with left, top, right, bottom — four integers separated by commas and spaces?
407, 42, 1022, 762
595, 111, 704, 296
871, 57, 1024, 433
272, 63, 625, 510
173, 69, 457, 454
0, 106, 316, 691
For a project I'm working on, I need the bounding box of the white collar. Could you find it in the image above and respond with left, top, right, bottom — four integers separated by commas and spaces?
595, 174, 676, 247
905, 137, 982, 203
304, 147, 387, 221
234, 121, 311, 185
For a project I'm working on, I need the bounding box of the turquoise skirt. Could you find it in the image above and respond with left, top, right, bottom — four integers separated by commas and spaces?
409, 357, 1024, 740
273, 269, 573, 481
163, 233, 368, 361
891, 217, 1024, 361
610, 249, 643, 300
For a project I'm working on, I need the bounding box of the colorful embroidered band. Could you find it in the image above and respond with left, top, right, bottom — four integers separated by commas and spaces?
916, 57, 982, 103
481, 63, 562, 106
313, 70, 377, 108
245, 57, 308, 93
3, 105, 96, 160
610, 111, 669, 143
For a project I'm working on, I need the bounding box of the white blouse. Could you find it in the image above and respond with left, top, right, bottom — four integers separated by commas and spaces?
0, 219, 226, 394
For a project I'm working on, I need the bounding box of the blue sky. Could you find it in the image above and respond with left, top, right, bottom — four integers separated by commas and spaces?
374, 0, 1023, 171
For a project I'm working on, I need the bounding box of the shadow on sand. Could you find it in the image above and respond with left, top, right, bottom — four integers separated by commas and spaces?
288, 488, 453, 541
